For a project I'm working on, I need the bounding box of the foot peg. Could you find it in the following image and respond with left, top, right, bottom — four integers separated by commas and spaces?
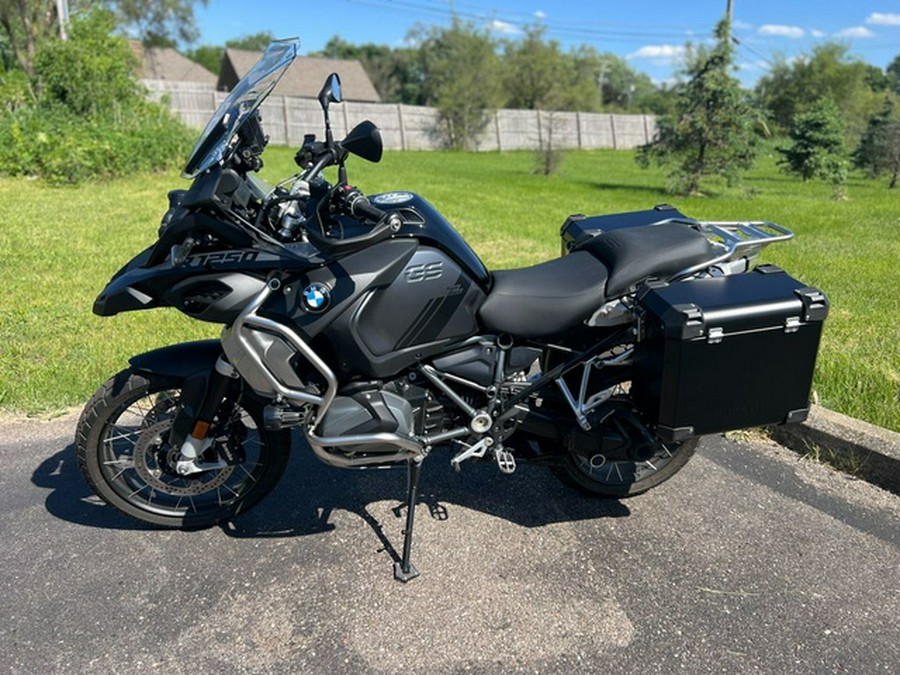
493, 445, 517, 474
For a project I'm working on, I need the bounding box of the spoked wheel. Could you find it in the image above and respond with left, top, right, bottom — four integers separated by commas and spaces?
553, 377, 699, 498
75, 368, 290, 528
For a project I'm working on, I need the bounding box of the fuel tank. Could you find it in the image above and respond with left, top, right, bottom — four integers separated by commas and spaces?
256, 236, 487, 381
370, 192, 490, 289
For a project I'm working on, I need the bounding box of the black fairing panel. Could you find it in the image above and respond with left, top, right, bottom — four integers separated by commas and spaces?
94, 244, 321, 317
370, 192, 490, 288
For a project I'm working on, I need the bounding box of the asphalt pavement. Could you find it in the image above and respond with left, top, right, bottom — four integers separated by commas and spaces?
1, 412, 897, 673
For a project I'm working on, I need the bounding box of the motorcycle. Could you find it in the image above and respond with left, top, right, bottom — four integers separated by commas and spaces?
76, 40, 828, 581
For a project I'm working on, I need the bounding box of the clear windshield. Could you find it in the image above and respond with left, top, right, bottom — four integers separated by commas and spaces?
182, 39, 300, 178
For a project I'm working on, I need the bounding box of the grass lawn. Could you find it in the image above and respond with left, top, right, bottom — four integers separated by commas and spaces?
1, 147, 897, 432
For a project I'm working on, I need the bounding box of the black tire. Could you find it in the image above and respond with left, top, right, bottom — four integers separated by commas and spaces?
548, 367, 699, 498
557, 435, 699, 498
75, 368, 290, 529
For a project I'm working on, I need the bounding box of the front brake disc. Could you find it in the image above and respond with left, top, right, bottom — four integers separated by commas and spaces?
132, 419, 234, 496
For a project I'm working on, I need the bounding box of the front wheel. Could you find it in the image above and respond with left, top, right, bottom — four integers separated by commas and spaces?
75, 368, 290, 529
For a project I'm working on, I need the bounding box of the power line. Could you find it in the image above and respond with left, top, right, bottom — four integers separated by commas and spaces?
412, 0, 703, 32
732, 37, 775, 69
344, 0, 713, 43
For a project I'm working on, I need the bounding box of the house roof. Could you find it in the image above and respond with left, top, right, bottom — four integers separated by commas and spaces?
219, 49, 381, 102
133, 44, 218, 86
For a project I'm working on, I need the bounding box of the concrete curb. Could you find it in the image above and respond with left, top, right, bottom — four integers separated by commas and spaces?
768, 404, 900, 494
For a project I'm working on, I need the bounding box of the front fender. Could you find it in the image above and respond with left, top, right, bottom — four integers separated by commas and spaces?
129, 340, 224, 449
128, 340, 222, 379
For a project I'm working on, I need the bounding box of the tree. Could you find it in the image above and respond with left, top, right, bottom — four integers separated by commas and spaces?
185, 43, 223, 76
314, 35, 424, 104
415, 19, 502, 150
502, 25, 576, 110
637, 17, 761, 195
887, 55, 900, 95
35, 7, 140, 115
777, 98, 848, 197
569, 47, 660, 113
756, 43, 884, 135
225, 30, 274, 52
501, 25, 579, 174
109, 0, 208, 46
853, 98, 900, 188
0, 1, 208, 74
0, 0, 62, 75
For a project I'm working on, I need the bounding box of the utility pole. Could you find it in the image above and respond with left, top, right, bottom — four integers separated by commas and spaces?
726, 0, 734, 37
597, 60, 609, 110
56, 0, 69, 40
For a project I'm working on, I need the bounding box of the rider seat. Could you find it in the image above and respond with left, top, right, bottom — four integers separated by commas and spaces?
478, 251, 609, 338
478, 223, 717, 339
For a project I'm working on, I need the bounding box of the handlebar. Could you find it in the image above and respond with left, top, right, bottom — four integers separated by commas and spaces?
305, 183, 402, 255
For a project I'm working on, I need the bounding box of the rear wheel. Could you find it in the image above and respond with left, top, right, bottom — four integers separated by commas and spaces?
550, 373, 699, 497
559, 430, 698, 498
75, 368, 290, 528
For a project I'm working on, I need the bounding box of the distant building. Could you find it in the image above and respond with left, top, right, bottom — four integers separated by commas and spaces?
132, 43, 218, 90
218, 48, 381, 102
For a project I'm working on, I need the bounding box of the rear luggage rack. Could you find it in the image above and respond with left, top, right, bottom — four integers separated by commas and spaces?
671, 219, 794, 279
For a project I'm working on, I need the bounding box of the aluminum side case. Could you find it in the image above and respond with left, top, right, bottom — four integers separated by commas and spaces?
632, 265, 828, 442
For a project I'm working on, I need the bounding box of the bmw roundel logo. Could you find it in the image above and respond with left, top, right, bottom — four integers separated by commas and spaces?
301, 283, 331, 313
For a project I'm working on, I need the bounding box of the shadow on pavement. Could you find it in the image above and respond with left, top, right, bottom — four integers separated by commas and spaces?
32, 443, 156, 530
32, 435, 632, 546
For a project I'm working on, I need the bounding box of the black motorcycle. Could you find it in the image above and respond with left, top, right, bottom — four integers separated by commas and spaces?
76, 40, 828, 581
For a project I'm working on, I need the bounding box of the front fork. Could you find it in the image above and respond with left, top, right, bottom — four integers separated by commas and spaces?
172, 356, 241, 475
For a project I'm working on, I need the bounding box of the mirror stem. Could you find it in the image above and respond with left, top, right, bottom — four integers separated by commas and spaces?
324, 113, 334, 150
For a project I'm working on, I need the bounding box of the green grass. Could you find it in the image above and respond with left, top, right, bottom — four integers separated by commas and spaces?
1, 148, 897, 431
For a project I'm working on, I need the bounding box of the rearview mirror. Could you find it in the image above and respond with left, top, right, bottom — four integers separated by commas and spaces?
341, 120, 383, 163
318, 73, 342, 111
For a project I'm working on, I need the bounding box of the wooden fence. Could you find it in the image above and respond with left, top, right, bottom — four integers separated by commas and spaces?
144, 82, 657, 152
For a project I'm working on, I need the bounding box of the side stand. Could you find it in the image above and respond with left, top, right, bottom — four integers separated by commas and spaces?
394, 459, 422, 582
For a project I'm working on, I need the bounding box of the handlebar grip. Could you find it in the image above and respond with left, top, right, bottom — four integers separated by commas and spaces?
345, 189, 387, 222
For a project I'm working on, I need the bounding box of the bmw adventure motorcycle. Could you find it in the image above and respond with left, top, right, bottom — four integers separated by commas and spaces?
77, 40, 828, 580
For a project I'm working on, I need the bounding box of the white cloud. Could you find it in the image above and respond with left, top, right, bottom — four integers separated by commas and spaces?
733, 20, 754, 31
628, 44, 685, 61
534, 10, 546, 20
489, 19, 521, 35
835, 26, 875, 38
737, 60, 769, 71
758, 24, 805, 38
866, 13, 900, 26
810, 29, 826, 38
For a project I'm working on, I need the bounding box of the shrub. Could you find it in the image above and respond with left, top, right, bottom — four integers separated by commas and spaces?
0, 9, 193, 184
0, 103, 194, 184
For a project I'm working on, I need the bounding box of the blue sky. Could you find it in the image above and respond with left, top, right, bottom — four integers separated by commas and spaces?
194, 1, 900, 86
